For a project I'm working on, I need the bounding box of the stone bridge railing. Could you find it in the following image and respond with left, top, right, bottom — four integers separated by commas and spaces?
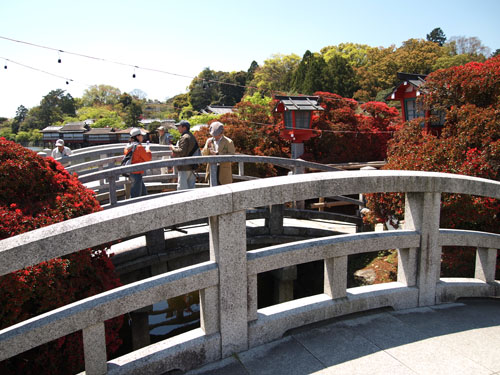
74, 152, 342, 207
0, 171, 499, 375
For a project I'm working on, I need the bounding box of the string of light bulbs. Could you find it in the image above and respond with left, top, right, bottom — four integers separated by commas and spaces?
0, 35, 260, 91
0, 34, 364, 101
1, 56, 75, 85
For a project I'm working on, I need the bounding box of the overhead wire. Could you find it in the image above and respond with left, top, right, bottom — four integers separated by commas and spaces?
1, 35, 397, 136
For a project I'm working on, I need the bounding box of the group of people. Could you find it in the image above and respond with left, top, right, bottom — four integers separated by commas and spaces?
125, 120, 235, 198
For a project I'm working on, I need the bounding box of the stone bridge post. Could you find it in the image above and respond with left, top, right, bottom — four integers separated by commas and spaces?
403, 192, 442, 306
208, 210, 248, 357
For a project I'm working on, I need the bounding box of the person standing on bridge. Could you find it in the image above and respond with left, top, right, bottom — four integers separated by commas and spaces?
51, 139, 72, 158
169, 120, 199, 190
202, 121, 235, 185
157, 125, 171, 174
124, 128, 152, 198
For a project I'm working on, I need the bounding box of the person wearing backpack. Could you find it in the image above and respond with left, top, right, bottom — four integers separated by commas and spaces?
124, 127, 152, 198
169, 120, 199, 190
202, 121, 235, 185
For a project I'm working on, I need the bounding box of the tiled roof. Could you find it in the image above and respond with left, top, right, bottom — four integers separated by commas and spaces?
274, 96, 323, 111
41, 126, 62, 133
86, 127, 116, 134
60, 122, 89, 132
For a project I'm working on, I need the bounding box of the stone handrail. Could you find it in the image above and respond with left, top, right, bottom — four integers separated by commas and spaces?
0, 170, 499, 374
76, 154, 342, 206
55, 144, 172, 168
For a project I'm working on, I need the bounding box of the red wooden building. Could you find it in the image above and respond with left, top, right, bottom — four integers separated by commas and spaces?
386, 72, 444, 134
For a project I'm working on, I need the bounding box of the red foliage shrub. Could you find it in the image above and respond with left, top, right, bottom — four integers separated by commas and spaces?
302, 92, 402, 164
365, 57, 500, 278
0, 138, 123, 374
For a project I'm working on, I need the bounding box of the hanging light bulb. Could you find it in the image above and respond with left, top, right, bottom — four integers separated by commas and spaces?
58, 50, 63, 63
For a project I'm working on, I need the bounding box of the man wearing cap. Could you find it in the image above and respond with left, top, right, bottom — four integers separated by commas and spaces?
157, 125, 171, 174
169, 120, 199, 190
124, 127, 152, 198
51, 139, 72, 158
157, 125, 171, 146
202, 121, 235, 185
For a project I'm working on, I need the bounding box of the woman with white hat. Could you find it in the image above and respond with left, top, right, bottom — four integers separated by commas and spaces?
124, 128, 152, 198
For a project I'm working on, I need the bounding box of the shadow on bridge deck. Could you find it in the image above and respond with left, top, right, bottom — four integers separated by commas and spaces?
185, 298, 500, 375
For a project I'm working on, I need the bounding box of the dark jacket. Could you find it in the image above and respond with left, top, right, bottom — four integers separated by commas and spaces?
171, 131, 197, 171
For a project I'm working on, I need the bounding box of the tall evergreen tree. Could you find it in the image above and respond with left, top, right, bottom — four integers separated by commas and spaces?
324, 54, 359, 97
11, 105, 28, 134
426, 27, 447, 46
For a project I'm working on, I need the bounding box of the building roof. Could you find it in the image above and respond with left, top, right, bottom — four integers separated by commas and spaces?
274, 96, 323, 112
139, 118, 163, 124
202, 105, 235, 115
85, 127, 116, 135
385, 72, 427, 101
60, 122, 90, 132
41, 126, 62, 133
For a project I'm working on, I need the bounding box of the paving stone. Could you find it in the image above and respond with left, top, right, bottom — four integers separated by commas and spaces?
238, 336, 324, 375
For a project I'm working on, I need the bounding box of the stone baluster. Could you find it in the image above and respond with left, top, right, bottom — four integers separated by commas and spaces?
475, 247, 497, 282
209, 210, 248, 357
404, 192, 441, 306
83, 322, 107, 375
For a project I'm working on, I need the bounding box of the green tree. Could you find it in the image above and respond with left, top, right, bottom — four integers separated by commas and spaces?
0, 127, 14, 141
323, 54, 359, 97
189, 68, 218, 112
81, 84, 121, 107
124, 100, 143, 128
291, 50, 328, 94
492, 49, 500, 58
216, 71, 247, 106
29, 129, 42, 145
11, 105, 28, 134
92, 117, 124, 128
354, 39, 442, 101
248, 53, 301, 94
119, 92, 133, 107
188, 113, 219, 126
321, 43, 374, 67
15, 131, 30, 144
37, 89, 76, 129
426, 27, 446, 46
247, 60, 259, 83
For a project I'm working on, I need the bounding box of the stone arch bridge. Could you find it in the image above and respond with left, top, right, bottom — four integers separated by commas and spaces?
0, 145, 499, 374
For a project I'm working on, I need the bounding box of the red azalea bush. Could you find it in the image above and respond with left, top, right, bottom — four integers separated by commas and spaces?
302, 92, 402, 164
365, 57, 500, 278
0, 138, 123, 374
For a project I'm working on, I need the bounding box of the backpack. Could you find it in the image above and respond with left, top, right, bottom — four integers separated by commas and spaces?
121, 143, 138, 177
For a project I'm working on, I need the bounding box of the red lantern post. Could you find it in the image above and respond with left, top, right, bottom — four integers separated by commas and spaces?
274, 95, 323, 159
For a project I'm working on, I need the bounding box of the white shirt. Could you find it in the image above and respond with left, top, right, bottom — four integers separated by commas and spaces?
51, 146, 72, 158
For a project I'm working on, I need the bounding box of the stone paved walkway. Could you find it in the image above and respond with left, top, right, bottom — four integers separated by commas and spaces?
185, 298, 500, 375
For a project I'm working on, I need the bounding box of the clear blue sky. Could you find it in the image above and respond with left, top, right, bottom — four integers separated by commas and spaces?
1, 0, 499, 118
